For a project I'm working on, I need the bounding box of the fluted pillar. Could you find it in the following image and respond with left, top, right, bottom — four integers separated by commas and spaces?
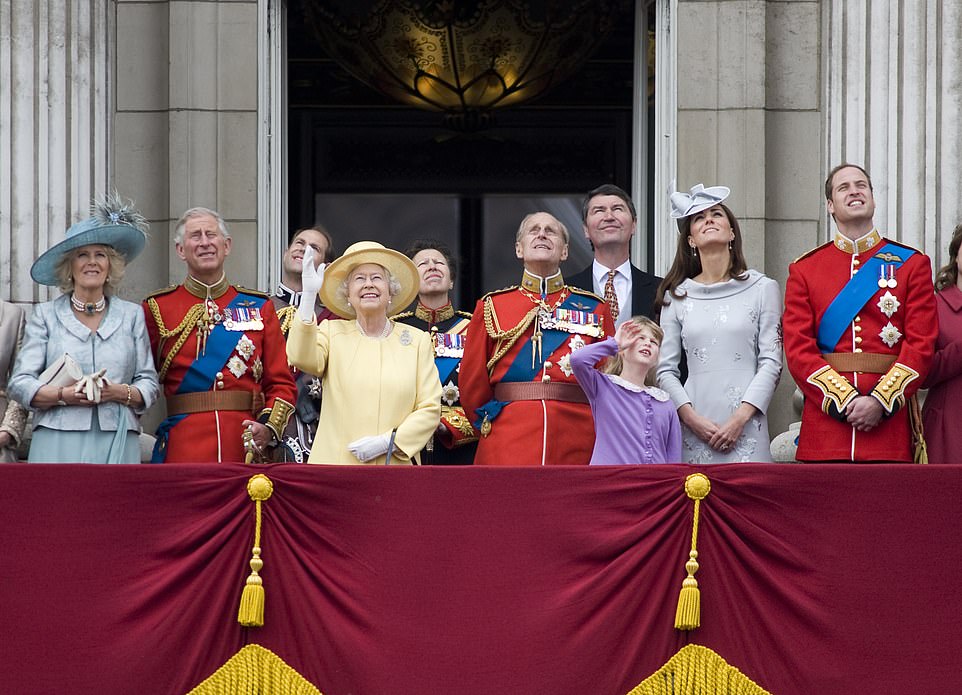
0, 0, 110, 303
825, 0, 962, 265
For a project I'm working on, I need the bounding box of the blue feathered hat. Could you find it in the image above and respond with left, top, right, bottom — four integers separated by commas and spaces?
30, 192, 149, 286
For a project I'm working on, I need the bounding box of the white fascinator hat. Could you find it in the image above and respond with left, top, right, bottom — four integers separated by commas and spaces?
669, 183, 731, 219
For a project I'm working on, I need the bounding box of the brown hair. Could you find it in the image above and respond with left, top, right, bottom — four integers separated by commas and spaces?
935, 224, 962, 291
291, 225, 335, 263
655, 203, 749, 313
404, 238, 458, 282
824, 163, 873, 200
602, 316, 663, 386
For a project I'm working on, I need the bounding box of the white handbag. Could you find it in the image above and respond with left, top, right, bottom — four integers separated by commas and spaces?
38, 353, 83, 388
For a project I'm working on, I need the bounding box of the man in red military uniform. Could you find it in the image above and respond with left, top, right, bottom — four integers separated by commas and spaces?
783, 164, 937, 462
460, 211, 615, 466
143, 207, 296, 463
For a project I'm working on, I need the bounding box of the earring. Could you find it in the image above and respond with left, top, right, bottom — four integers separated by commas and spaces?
690, 246, 697, 257
728, 241, 732, 251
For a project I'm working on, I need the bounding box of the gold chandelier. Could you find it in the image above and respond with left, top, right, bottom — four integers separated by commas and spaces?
303, 0, 618, 131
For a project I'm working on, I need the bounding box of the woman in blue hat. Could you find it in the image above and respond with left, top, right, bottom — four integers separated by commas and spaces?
9, 194, 160, 463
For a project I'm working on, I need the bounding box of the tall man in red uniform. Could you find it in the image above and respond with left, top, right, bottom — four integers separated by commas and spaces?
783, 164, 937, 461
460, 212, 615, 466
143, 207, 296, 463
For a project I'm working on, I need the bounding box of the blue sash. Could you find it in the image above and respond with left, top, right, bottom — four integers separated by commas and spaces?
816, 243, 915, 353
151, 292, 261, 462
435, 356, 460, 386
474, 293, 601, 429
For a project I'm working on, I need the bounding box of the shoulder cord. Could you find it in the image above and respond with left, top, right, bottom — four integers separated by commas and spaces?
483, 296, 539, 374
146, 298, 208, 381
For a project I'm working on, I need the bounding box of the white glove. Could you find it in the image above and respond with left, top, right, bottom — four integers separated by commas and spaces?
74, 368, 108, 403
347, 432, 392, 463
298, 246, 326, 323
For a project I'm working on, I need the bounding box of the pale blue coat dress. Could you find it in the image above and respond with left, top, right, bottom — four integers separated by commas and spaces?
656, 270, 783, 463
9, 295, 160, 463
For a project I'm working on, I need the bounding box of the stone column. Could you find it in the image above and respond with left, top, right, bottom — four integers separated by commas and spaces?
824, 0, 962, 265
0, 0, 110, 303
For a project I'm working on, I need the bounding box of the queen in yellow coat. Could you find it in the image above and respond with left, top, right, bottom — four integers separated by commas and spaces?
286, 241, 441, 464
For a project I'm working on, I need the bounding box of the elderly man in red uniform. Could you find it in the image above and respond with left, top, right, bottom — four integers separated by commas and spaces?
143, 207, 296, 463
460, 211, 614, 466
783, 164, 937, 462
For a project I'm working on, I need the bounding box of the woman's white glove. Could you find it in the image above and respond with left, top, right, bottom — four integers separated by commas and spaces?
298, 246, 326, 323
347, 432, 392, 462
74, 368, 108, 403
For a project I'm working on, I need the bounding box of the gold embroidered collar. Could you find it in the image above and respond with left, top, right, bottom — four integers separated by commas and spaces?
520, 269, 564, 295
185, 273, 230, 299
834, 228, 881, 254
415, 301, 455, 325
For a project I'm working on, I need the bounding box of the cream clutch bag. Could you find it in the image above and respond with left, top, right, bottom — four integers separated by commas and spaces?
39, 353, 83, 388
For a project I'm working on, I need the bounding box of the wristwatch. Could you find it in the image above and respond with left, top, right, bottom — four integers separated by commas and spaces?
56, 386, 67, 407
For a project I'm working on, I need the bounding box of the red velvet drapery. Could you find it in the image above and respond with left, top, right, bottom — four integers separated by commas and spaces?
3, 463, 960, 694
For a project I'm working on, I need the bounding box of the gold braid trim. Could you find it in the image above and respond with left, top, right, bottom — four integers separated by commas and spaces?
146, 298, 207, 381
276, 305, 297, 337
187, 644, 323, 695
483, 295, 539, 374
627, 644, 771, 695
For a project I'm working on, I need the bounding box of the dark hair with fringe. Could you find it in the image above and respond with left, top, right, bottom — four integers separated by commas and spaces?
655, 203, 749, 312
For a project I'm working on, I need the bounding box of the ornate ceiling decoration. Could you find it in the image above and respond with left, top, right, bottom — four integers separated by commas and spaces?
301, 0, 618, 131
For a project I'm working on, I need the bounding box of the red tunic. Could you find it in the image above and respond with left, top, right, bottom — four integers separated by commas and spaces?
783, 231, 937, 461
143, 280, 297, 463
459, 273, 614, 466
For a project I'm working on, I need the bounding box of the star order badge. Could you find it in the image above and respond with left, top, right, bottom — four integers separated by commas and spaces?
879, 322, 903, 348
877, 291, 900, 318
227, 355, 247, 378
441, 381, 460, 406
236, 334, 255, 361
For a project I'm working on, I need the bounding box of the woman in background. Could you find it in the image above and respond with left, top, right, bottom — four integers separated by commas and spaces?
921, 224, 962, 463
9, 195, 160, 463
0, 300, 27, 461
393, 239, 477, 464
656, 184, 782, 463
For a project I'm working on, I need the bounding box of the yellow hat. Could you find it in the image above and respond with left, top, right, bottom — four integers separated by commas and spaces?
320, 241, 419, 319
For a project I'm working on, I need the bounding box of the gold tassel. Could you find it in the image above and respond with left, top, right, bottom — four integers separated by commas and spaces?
238, 474, 274, 628
675, 473, 711, 631
908, 395, 928, 464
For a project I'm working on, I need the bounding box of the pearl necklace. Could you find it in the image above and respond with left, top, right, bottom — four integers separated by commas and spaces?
71, 294, 106, 315
356, 319, 392, 339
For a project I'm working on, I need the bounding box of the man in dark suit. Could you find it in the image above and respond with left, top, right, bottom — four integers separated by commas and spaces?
567, 184, 662, 324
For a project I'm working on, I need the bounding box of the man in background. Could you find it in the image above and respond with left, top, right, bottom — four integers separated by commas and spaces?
271, 226, 338, 461
568, 184, 662, 325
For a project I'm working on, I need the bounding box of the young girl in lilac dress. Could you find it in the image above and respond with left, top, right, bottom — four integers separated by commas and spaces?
571, 316, 682, 464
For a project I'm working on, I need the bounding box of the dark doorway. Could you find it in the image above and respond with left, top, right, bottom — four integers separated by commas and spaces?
287, 0, 651, 308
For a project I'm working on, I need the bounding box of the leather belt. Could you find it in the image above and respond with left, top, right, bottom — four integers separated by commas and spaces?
823, 352, 896, 375
494, 381, 588, 404
166, 390, 264, 416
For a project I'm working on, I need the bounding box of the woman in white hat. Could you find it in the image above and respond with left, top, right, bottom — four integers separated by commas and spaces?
654, 185, 782, 463
286, 241, 441, 464
8, 194, 160, 463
